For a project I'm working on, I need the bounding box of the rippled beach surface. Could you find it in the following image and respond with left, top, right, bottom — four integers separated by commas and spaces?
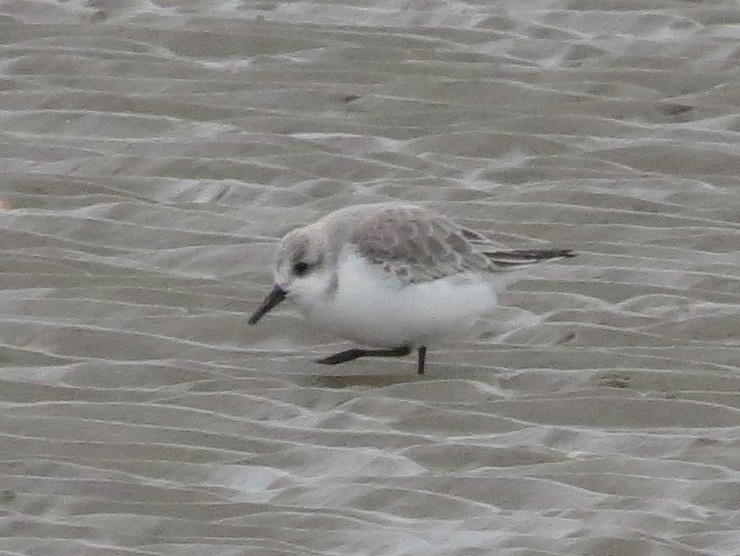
1, 1, 739, 554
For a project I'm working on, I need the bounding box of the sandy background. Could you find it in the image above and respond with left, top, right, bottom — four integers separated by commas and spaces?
1, 1, 739, 555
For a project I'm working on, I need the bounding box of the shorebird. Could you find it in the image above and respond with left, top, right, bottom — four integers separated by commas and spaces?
249, 202, 574, 374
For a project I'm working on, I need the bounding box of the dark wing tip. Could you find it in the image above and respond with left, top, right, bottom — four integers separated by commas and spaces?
485, 248, 576, 268
493, 248, 576, 260
521, 248, 576, 260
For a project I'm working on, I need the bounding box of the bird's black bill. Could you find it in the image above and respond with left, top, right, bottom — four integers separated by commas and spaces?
248, 285, 286, 325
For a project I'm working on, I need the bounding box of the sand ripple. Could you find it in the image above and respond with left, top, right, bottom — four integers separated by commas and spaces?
1, 1, 739, 555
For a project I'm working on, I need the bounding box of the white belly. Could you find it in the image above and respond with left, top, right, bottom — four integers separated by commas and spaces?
298, 254, 497, 348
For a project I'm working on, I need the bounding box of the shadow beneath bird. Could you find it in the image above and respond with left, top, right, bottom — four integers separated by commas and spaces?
302, 372, 426, 389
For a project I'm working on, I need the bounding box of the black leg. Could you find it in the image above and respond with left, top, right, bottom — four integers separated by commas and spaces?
316, 346, 411, 365
417, 346, 427, 375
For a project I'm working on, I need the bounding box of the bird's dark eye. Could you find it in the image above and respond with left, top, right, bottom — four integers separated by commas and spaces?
292, 261, 310, 276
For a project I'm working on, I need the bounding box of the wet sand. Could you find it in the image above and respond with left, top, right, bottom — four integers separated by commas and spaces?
1, 1, 739, 554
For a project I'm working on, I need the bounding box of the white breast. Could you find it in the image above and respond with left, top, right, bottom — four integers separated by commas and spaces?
300, 252, 498, 348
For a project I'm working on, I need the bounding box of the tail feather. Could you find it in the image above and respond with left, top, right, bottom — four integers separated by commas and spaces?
485, 248, 576, 268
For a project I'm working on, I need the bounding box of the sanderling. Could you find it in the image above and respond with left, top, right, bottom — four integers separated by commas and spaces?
249, 202, 575, 374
